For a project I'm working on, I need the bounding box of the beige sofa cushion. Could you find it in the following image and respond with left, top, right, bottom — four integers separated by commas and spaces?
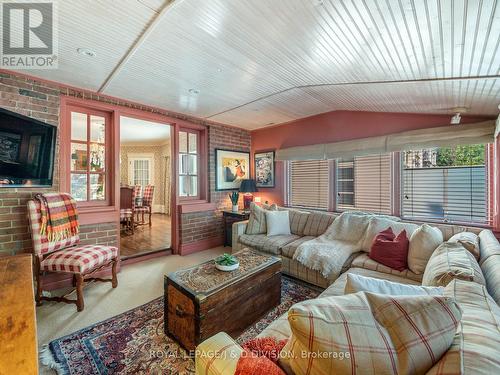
281, 236, 315, 258
427, 279, 500, 374
351, 253, 423, 282
302, 211, 336, 236
448, 231, 480, 260
285, 208, 310, 236
238, 233, 299, 255
422, 242, 486, 287
361, 217, 419, 251
479, 229, 500, 263
280, 292, 460, 375
245, 203, 276, 235
345, 273, 443, 296
408, 224, 443, 274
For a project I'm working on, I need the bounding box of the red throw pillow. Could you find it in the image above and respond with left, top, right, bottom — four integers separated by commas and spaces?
235, 349, 286, 375
369, 227, 409, 271
242, 337, 288, 363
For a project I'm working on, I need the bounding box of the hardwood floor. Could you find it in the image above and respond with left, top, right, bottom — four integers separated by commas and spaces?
120, 214, 171, 258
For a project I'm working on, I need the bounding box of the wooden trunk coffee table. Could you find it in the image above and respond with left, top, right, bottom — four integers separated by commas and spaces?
164, 249, 281, 351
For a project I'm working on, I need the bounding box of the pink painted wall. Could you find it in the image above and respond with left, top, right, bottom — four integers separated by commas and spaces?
251, 110, 493, 206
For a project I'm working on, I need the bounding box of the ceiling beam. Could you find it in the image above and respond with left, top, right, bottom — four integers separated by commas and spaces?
97, 0, 180, 93
205, 75, 500, 119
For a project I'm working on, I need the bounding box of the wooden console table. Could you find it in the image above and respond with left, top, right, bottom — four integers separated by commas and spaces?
0, 254, 38, 374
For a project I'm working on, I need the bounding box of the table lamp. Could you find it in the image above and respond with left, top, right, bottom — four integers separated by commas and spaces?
239, 179, 258, 210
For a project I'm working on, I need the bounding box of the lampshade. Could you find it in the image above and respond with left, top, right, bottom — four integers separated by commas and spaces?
239, 179, 258, 193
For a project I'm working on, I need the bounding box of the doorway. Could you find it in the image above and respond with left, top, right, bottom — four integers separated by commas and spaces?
119, 116, 172, 259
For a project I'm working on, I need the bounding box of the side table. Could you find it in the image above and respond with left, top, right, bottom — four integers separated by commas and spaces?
222, 210, 250, 247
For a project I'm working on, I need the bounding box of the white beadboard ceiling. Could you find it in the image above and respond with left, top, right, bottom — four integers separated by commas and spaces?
12, 0, 500, 130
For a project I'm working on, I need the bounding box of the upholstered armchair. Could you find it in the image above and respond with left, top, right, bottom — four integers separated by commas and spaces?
27, 198, 119, 312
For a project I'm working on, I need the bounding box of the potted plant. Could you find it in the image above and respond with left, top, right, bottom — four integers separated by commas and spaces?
228, 191, 239, 213
215, 253, 240, 272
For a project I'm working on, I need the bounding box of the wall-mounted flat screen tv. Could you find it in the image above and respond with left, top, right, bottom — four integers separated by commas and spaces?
0, 107, 56, 187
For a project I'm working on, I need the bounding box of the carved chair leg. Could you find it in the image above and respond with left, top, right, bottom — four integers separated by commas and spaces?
75, 274, 84, 312
149, 210, 152, 226
111, 259, 118, 288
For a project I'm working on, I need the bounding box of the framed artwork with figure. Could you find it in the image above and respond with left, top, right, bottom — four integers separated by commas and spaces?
254, 150, 275, 188
215, 149, 250, 191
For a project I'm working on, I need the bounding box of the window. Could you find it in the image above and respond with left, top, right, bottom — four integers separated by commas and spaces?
128, 155, 153, 187
402, 144, 491, 225
287, 160, 329, 210
179, 130, 199, 198
336, 154, 392, 214
69, 110, 108, 203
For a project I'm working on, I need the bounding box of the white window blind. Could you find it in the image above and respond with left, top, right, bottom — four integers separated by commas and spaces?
402, 145, 491, 225
288, 160, 329, 210
337, 154, 392, 214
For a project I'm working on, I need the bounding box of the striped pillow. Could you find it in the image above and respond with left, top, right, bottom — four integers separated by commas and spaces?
448, 231, 480, 260
422, 242, 486, 287
280, 292, 461, 375
245, 203, 276, 235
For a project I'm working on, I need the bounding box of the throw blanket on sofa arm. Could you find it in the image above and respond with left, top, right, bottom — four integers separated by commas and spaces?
293, 212, 378, 279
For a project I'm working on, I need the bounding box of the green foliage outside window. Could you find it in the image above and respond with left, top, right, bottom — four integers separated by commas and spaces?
436, 144, 485, 167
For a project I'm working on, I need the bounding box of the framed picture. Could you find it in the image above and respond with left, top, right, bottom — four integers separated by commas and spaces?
254, 151, 275, 188
215, 148, 250, 191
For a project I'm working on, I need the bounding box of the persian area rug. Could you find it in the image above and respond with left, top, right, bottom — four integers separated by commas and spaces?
41, 277, 321, 375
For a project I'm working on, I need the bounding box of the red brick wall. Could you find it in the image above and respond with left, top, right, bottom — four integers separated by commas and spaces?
0, 71, 251, 255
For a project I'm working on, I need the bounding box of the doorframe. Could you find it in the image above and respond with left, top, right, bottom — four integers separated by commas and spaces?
118, 110, 178, 254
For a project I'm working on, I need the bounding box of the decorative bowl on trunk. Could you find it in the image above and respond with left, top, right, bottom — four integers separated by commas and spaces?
215, 253, 239, 272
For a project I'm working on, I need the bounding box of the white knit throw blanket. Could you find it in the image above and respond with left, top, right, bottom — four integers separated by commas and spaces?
293, 212, 376, 279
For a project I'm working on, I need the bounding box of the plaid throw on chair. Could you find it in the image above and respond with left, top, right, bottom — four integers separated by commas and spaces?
35, 193, 79, 242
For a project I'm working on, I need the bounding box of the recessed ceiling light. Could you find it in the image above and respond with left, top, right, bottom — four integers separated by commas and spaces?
77, 48, 96, 57
188, 88, 200, 95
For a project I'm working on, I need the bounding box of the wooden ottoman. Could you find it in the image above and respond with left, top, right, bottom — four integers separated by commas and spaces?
164, 249, 281, 351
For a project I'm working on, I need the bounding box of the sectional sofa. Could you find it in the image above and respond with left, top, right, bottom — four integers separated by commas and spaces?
232, 208, 489, 288
194, 207, 500, 374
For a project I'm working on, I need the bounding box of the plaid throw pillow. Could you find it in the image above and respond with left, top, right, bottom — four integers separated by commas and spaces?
280, 292, 461, 375
422, 242, 486, 287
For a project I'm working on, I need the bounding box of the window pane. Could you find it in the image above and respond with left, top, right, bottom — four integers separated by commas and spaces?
133, 159, 150, 186
71, 112, 87, 141
179, 175, 189, 197
189, 133, 197, 154
179, 131, 188, 153
336, 155, 392, 214
190, 176, 198, 196
89, 144, 105, 172
402, 145, 489, 225
90, 174, 105, 200
71, 143, 87, 171
179, 154, 188, 175
188, 154, 197, 174
289, 160, 329, 210
71, 174, 87, 201
90, 116, 105, 143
